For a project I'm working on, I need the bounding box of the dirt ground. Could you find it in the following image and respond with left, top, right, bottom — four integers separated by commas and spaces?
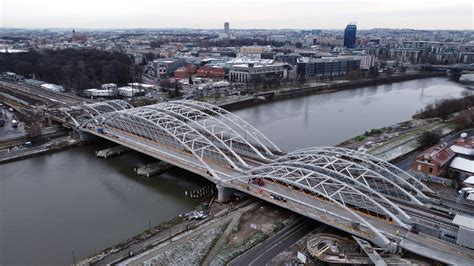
211, 202, 297, 264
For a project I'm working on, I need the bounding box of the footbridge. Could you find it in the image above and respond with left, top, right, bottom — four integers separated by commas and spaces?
74, 100, 473, 263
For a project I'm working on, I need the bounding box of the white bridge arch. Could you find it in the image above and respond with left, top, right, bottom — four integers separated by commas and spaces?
76, 100, 440, 251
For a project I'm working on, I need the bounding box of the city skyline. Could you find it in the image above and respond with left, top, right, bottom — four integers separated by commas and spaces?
1, 0, 473, 30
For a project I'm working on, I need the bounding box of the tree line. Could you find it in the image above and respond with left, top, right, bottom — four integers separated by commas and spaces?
0, 49, 133, 91
413, 91, 474, 121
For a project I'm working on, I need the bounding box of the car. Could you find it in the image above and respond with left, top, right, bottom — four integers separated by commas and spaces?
270, 193, 287, 202
8, 107, 14, 112
23, 141, 32, 147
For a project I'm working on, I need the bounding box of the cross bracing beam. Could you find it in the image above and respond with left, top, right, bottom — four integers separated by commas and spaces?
81, 106, 249, 178
143, 104, 251, 169
237, 163, 396, 248
81, 100, 134, 120
151, 101, 273, 160
173, 100, 281, 156
276, 152, 423, 206
278, 161, 412, 222
242, 162, 410, 224
296, 147, 432, 196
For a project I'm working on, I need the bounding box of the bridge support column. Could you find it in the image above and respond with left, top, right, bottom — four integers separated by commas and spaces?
216, 185, 234, 202
71, 128, 96, 141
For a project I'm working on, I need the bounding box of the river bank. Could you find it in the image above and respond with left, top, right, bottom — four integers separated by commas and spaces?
0, 136, 84, 164
217, 72, 445, 111
0, 72, 446, 165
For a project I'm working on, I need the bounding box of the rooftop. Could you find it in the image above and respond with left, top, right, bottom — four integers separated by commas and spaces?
452, 214, 474, 229
449, 157, 474, 173
418, 144, 455, 166
450, 145, 474, 157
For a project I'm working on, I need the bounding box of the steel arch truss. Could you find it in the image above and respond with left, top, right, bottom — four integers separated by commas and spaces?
145, 102, 275, 163
297, 147, 432, 196
276, 152, 423, 206
81, 104, 266, 179
82, 100, 133, 117
238, 163, 402, 248
174, 100, 281, 156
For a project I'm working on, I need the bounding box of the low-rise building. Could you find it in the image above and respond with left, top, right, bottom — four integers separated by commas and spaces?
229, 62, 285, 83
450, 136, 474, 158
449, 157, 474, 180
411, 144, 455, 176
117, 86, 145, 97
84, 88, 115, 98
197, 66, 226, 79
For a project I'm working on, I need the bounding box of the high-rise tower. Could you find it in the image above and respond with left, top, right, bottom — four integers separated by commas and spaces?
344, 23, 357, 48
224, 22, 230, 36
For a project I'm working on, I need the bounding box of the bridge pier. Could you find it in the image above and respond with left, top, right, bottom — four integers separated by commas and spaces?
216, 184, 235, 202
447, 69, 462, 81
71, 128, 96, 141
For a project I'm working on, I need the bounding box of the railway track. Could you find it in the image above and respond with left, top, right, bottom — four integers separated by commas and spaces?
388, 197, 460, 234
0, 81, 88, 106
425, 191, 474, 216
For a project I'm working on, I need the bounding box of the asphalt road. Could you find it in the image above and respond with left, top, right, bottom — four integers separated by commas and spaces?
229, 218, 319, 266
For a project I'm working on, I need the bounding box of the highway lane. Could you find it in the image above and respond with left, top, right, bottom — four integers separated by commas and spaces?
229, 218, 321, 266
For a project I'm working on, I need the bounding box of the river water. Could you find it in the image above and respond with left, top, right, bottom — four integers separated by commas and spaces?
0, 76, 471, 265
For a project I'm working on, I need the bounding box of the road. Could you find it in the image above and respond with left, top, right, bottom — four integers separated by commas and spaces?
229, 218, 319, 266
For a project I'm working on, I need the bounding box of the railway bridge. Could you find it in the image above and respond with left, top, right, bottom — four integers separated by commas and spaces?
66, 100, 473, 264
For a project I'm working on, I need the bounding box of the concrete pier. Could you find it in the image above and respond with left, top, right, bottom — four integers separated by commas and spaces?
96, 146, 130, 158
216, 185, 235, 202
134, 161, 172, 177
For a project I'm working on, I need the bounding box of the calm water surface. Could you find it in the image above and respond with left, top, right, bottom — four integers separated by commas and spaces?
235, 77, 470, 151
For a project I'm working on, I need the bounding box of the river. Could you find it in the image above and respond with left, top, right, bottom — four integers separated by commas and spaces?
0, 76, 471, 265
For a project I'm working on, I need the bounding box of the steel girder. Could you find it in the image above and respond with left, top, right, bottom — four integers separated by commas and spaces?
174, 100, 281, 155
239, 163, 397, 248
81, 106, 247, 177
276, 152, 423, 206
297, 147, 432, 196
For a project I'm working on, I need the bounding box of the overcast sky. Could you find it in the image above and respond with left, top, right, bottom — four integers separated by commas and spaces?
0, 0, 473, 30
